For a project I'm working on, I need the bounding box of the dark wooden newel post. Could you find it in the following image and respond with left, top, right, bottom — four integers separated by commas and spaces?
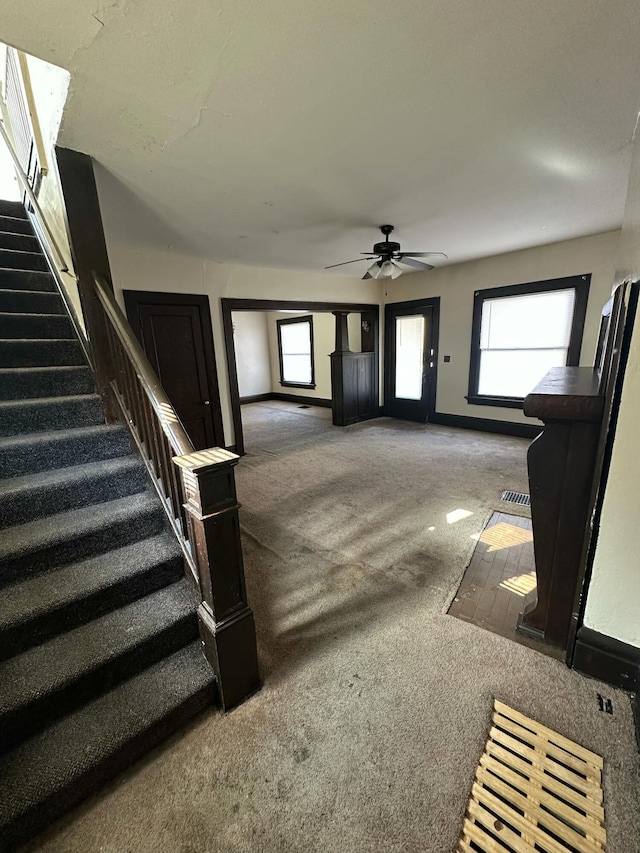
173, 447, 260, 711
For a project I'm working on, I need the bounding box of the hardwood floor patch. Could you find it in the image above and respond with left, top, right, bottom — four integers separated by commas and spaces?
458, 701, 606, 853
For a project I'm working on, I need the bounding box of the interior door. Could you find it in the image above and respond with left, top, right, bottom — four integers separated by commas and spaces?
124, 291, 224, 451
385, 301, 437, 422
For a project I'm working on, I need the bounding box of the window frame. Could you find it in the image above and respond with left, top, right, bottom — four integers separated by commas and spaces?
276, 315, 316, 389
467, 274, 591, 409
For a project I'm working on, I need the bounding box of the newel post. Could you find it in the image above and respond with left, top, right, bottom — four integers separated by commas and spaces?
173, 447, 260, 711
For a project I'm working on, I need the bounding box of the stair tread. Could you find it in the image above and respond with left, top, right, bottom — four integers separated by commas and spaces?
0, 364, 89, 377
0, 454, 143, 499
0, 422, 125, 453
0, 641, 215, 834
0, 391, 101, 411
0, 580, 198, 718
0, 533, 182, 636
0, 490, 160, 563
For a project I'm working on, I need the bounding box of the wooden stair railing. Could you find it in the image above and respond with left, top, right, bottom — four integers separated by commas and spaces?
91, 272, 260, 711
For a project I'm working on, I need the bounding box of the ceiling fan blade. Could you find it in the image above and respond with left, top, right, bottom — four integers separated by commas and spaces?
397, 256, 434, 272
324, 258, 370, 269
398, 252, 448, 259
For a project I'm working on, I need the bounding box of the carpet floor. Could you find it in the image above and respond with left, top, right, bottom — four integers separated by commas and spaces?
24, 402, 640, 853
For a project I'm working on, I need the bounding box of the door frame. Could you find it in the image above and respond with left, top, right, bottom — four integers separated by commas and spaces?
221, 298, 380, 456
384, 297, 440, 422
123, 289, 225, 449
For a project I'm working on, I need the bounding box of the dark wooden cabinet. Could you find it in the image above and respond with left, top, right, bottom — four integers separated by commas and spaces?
519, 368, 603, 648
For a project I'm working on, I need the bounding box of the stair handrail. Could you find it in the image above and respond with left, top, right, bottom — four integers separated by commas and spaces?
0, 116, 70, 274
91, 271, 193, 457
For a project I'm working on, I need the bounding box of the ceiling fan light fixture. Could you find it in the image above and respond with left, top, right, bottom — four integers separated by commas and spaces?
390, 263, 403, 279
380, 260, 396, 278
367, 261, 383, 279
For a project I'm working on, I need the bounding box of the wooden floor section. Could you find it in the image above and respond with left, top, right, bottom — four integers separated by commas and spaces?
458, 700, 606, 853
448, 511, 562, 660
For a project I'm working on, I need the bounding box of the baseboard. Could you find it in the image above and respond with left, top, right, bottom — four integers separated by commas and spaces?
632, 694, 640, 752
430, 411, 541, 439
272, 392, 332, 408
239, 393, 273, 405
573, 626, 640, 692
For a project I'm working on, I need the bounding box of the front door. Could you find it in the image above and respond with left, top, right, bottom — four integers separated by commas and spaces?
124, 291, 224, 450
385, 299, 438, 422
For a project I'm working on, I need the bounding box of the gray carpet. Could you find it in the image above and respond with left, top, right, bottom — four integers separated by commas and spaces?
24, 401, 640, 853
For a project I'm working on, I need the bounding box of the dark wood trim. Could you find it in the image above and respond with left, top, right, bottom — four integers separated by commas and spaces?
273, 391, 332, 408
221, 298, 379, 455
276, 314, 316, 389
632, 694, 640, 752
430, 411, 541, 439
467, 273, 591, 407
239, 393, 273, 404
566, 282, 639, 663
123, 289, 225, 449
572, 626, 640, 693
384, 297, 440, 422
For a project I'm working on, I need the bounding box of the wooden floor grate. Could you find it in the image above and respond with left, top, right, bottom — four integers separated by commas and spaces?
458, 700, 606, 853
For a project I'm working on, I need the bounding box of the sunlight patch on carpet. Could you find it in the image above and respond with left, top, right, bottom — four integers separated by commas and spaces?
458, 700, 606, 853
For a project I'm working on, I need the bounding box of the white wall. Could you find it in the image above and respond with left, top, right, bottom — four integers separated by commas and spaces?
266, 311, 335, 399
384, 231, 619, 423
232, 311, 271, 398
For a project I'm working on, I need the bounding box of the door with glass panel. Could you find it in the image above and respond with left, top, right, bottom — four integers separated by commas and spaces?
385, 301, 437, 422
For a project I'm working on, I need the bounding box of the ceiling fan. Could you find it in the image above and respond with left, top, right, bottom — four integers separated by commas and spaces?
324, 224, 447, 280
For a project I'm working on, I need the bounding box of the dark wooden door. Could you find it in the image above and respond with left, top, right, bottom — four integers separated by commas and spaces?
385, 299, 439, 422
124, 291, 224, 450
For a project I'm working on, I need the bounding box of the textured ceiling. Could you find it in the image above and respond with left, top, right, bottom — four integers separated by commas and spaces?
4, 0, 640, 273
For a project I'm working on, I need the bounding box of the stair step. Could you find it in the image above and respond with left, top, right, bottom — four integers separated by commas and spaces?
0, 534, 183, 660
0, 423, 132, 477
0, 248, 48, 272
0, 364, 94, 401
0, 392, 104, 437
0, 311, 73, 339
0, 200, 26, 219
0, 232, 39, 253
0, 455, 147, 528
0, 288, 64, 314
0, 269, 55, 292
0, 579, 199, 748
0, 215, 33, 236
0, 338, 84, 368
0, 490, 165, 588
0, 641, 215, 850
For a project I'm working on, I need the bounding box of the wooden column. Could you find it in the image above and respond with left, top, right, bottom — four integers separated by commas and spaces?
330, 311, 377, 426
333, 310, 351, 353
518, 367, 603, 649
55, 146, 117, 420
173, 447, 260, 711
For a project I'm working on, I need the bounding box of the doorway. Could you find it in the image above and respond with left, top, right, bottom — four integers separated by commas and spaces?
124, 290, 224, 451
384, 298, 440, 422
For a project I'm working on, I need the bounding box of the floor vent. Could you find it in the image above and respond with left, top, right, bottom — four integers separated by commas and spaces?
501, 490, 531, 506
458, 699, 606, 853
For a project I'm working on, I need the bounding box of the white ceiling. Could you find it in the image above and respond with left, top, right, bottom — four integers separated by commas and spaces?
4, 0, 640, 274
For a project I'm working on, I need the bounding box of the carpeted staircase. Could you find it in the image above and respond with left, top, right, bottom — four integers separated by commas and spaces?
0, 200, 216, 850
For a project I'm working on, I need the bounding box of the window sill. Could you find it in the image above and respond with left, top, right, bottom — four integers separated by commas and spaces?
280, 381, 316, 390
466, 395, 525, 410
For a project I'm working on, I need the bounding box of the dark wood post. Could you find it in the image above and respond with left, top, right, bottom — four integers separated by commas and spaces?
173, 447, 260, 711
55, 147, 118, 421
331, 311, 377, 426
333, 310, 351, 353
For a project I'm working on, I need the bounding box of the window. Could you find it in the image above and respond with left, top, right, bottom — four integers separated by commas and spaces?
467, 275, 590, 407
277, 315, 315, 388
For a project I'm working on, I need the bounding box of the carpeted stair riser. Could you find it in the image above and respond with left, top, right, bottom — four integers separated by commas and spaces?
0, 365, 94, 400
0, 581, 199, 750
0, 492, 165, 588
0, 288, 64, 314
0, 457, 147, 529
0, 642, 216, 853
0, 232, 39, 253
0, 423, 132, 477
0, 200, 27, 219
0, 311, 72, 339
0, 338, 84, 368
0, 248, 48, 271
0, 269, 55, 292
0, 215, 33, 236
0, 535, 183, 660
0, 393, 104, 436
